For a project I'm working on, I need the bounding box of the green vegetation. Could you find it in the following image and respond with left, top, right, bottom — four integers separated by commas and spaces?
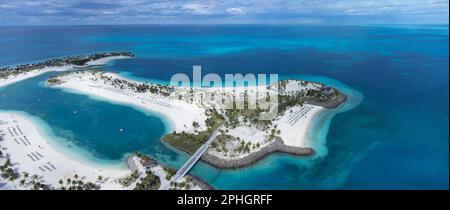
169, 176, 195, 190
47, 76, 61, 84
47, 174, 100, 190
210, 134, 234, 154
30, 175, 52, 190
278, 95, 305, 115
0, 146, 96, 190
134, 171, 161, 190
118, 170, 140, 187
1, 52, 134, 80
192, 121, 199, 129
134, 151, 151, 163
162, 110, 225, 154
98, 71, 173, 96
163, 166, 176, 180
279, 80, 340, 107
0, 159, 19, 181
55, 174, 98, 190
236, 140, 252, 154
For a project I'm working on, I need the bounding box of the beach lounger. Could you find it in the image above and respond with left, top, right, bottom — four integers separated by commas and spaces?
287, 111, 302, 125
24, 136, 31, 145
31, 153, 40, 160
23, 136, 31, 145
20, 138, 28, 146
287, 111, 301, 122
12, 128, 18, 136
16, 125, 23, 135
289, 106, 313, 126
288, 109, 304, 125
49, 164, 56, 170
36, 152, 44, 158
14, 138, 21, 145
43, 165, 52, 171
7, 127, 13, 136
27, 154, 36, 161
38, 167, 45, 172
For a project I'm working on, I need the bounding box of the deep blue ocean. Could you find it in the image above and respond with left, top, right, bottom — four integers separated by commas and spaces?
0, 25, 448, 189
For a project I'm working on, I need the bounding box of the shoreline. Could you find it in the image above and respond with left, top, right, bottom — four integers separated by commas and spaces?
305, 91, 347, 109
1, 62, 352, 189
126, 153, 214, 190
0, 65, 74, 88
0, 111, 210, 190
126, 155, 214, 190
202, 138, 314, 170
0, 111, 131, 190
50, 71, 207, 134
0, 52, 134, 89
49, 70, 347, 171
0, 72, 353, 189
163, 131, 316, 170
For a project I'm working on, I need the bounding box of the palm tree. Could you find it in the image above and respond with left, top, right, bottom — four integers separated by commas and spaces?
33, 182, 41, 190
5, 158, 11, 167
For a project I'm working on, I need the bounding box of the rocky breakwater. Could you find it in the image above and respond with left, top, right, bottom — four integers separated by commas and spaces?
201, 138, 315, 169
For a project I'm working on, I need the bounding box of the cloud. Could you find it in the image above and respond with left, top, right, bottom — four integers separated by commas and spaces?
0, 3, 16, 9
0, 0, 448, 24
182, 3, 214, 15
227, 7, 247, 15
71, 1, 120, 9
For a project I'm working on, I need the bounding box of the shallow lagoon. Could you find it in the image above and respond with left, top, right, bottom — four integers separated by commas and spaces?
0, 25, 448, 189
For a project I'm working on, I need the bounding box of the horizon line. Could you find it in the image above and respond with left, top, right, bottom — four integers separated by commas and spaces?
0, 23, 449, 27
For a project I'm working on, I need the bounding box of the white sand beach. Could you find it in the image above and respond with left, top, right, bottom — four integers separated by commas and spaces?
275, 105, 323, 147
0, 55, 132, 89
0, 112, 206, 190
1, 68, 335, 189
206, 104, 322, 159
51, 71, 326, 160
85, 55, 131, 66
0, 112, 130, 189
52, 72, 208, 133
0, 66, 73, 88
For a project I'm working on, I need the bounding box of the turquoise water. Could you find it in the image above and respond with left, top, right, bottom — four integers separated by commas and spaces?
0, 25, 448, 189
0, 73, 172, 163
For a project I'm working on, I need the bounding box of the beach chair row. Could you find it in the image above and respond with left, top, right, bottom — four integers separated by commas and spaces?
38, 162, 57, 172
286, 106, 313, 126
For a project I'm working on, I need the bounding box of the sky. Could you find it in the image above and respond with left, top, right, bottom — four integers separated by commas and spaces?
0, 0, 448, 25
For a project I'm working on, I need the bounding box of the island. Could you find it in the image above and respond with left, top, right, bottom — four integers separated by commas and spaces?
1, 53, 347, 190
0, 52, 134, 88
0, 112, 210, 190
47, 69, 346, 169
